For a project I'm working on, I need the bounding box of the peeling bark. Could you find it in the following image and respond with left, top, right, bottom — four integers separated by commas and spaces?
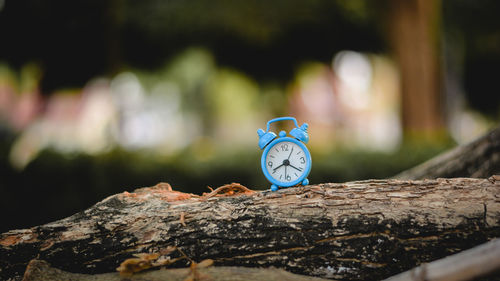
1, 178, 500, 280
395, 126, 500, 179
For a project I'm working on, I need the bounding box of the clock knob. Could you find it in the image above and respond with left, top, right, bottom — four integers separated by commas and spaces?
290, 123, 309, 143
257, 129, 277, 149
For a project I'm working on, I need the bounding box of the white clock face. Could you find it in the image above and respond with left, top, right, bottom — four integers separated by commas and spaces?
265, 141, 308, 183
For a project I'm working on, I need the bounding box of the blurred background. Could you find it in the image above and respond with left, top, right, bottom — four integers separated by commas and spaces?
1, 0, 500, 232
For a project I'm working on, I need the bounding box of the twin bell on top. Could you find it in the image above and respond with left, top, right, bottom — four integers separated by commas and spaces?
257, 118, 309, 149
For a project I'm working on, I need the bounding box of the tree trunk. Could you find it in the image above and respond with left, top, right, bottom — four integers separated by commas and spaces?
1, 178, 499, 281
394, 126, 500, 179
388, 0, 445, 138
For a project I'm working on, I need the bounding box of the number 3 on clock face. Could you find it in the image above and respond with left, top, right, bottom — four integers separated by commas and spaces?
261, 137, 311, 187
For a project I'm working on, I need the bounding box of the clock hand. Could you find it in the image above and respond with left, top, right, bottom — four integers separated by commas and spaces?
273, 164, 284, 172
289, 164, 303, 172
285, 165, 288, 180
287, 147, 294, 160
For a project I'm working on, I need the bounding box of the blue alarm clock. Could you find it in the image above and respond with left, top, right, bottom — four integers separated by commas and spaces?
257, 117, 311, 191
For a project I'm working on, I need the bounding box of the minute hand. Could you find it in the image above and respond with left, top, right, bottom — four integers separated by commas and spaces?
287, 147, 294, 159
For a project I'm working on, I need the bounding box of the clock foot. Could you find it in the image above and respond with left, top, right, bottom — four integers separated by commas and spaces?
271, 184, 279, 191
302, 179, 309, 186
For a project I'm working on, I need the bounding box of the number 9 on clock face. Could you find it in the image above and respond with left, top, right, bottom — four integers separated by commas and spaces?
263, 139, 311, 187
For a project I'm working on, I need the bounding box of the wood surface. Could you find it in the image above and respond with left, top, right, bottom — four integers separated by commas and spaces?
383, 238, 500, 281
1, 178, 499, 280
21, 259, 329, 281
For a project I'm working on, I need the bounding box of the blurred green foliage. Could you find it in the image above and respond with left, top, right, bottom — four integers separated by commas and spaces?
1, 0, 499, 235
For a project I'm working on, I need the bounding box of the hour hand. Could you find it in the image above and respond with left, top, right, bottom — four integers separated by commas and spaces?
273, 164, 284, 173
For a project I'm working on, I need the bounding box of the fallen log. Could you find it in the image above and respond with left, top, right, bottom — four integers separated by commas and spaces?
394, 126, 500, 179
21, 259, 329, 281
383, 238, 500, 281
1, 178, 499, 280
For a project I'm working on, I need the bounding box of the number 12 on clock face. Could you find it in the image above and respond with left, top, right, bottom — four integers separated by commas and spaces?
265, 141, 307, 183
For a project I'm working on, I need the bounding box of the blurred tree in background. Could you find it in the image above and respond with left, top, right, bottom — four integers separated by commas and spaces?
0, 0, 499, 232
388, 0, 444, 138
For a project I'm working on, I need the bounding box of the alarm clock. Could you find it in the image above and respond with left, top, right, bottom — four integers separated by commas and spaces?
257, 117, 311, 191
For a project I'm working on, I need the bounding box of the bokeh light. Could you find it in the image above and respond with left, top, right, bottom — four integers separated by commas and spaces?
1, 0, 499, 231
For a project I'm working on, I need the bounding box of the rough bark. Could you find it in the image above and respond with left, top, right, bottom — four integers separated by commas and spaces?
1, 178, 499, 281
394, 126, 500, 180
